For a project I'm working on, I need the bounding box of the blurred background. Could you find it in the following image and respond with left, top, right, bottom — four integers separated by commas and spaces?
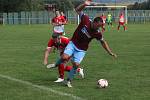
0, 0, 150, 25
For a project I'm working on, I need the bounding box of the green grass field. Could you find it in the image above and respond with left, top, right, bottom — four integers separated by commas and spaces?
0, 23, 150, 100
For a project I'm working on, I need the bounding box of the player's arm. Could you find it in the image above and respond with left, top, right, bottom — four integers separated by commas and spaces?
43, 47, 53, 65
99, 38, 117, 58
51, 18, 61, 26
75, 0, 91, 15
52, 21, 61, 26
43, 39, 55, 65
61, 17, 67, 25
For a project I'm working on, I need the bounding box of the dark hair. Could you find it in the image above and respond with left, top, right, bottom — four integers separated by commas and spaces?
52, 33, 60, 38
93, 17, 103, 23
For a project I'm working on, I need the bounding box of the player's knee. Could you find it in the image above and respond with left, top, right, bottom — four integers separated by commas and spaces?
61, 53, 70, 61
72, 62, 80, 67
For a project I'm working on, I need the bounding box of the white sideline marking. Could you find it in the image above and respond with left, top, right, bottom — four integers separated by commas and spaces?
0, 74, 85, 100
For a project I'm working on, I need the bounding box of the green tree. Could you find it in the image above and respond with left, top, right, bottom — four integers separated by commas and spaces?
0, 0, 44, 12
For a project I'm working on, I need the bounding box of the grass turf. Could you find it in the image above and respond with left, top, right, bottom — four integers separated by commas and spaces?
0, 23, 150, 100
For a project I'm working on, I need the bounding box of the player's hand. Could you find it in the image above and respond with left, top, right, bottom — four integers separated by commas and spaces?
85, 0, 92, 5
58, 22, 63, 25
44, 60, 48, 65
85, 0, 97, 6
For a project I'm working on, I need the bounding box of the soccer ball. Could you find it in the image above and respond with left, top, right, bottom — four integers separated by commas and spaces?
97, 79, 108, 88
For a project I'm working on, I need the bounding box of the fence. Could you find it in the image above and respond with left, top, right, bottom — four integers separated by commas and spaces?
0, 10, 150, 25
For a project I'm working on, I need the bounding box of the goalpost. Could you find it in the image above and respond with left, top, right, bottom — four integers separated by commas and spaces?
77, 5, 128, 24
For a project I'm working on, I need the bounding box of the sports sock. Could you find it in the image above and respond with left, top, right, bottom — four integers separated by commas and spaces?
67, 66, 78, 81
55, 58, 63, 66
65, 66, 72, 71
58, 64, 65, 79
107, 25, 110, 30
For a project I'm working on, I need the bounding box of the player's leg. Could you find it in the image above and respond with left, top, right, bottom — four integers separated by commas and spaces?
54, 63, 65, 82
107, 22, 110, 30
117, 22, 121, 31
54, 42, 74, 82
66, 49, 86, 87
65, 65, 72, 71
102, 24, 105, 32
123, 23, 127, 31
110, 21, 113, 27
65, 65, 84, 78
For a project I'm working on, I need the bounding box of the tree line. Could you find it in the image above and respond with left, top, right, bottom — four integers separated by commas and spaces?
0, 0, 83, 12
128, 0, 150, 10
0, 0, 150, 13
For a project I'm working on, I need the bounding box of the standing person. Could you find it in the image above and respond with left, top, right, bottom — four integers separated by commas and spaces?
55, 0, 117, 87
60, 11, 68, 35
106, 12, 113, 30
100, 13, 106, 32
51, 10, 66, 36
43, 34, 84, 82
117, 12, 127, 31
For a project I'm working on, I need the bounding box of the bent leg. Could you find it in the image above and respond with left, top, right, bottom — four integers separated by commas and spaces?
67, 49, 86, 81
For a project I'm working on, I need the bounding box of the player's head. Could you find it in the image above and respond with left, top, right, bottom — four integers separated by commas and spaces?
92, 17, 103, 30
102, 13, 104, 16
120, 12, 124, 16
60, 11, 64, 16
55, 10, 60, 17
52, 33, 60, 43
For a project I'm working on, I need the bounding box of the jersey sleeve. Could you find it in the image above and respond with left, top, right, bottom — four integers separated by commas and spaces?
79, 12, 89, 24
61, 16, 67, 24
47, 38, 54, 47
61, 37, 70, 45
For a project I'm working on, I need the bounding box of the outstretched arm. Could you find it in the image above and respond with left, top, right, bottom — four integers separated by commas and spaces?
99, 39, 117, 58
75, 0, 92, 15
43, 47, 53, 65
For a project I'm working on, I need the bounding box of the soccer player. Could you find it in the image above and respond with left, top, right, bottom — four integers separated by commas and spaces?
106, 12, 113, 30
60, 11, 67, 23
117, 12, 127, 31
100, 13, 106, 32
55, 0, 117, 87
43, 34, 84, 82
51, 10, 66, 36
60, 11, 67, 35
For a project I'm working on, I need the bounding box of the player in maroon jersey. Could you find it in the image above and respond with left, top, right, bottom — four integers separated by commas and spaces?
43, 34, 84, 82
55, 0, 117, 87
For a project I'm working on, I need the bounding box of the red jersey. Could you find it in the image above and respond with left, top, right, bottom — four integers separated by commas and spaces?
61, 15, 67, 23
51, 16, 65, 24
100, 15, 107, 24
119, 14, 125, 23
71, 13, 103, 51
48, 36, 70, 53
51, 16, 66, 34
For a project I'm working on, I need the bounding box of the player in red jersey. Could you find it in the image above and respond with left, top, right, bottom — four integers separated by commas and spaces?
55, 0, 117, 87
117, 12, 127, 31
43, 34, 84, 82
51, 10, 66, 36
60, 11, 68, 35
60, 11, 67, 23
100, 13, 107, 32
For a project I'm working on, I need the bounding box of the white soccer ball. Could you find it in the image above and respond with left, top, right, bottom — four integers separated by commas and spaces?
97, 79, 108, 88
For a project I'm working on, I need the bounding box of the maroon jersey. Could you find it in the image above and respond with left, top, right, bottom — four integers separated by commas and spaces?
71, 13, 103, 51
